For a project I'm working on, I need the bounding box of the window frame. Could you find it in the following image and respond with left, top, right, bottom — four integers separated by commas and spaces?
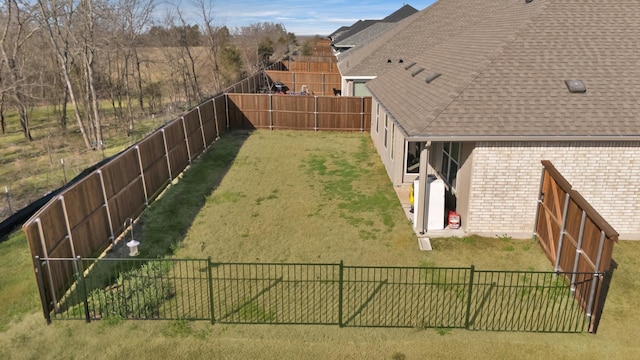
390, 123, 395, 159
375, 103, 380, 134
383, 113, 389, 149
405, 141, 425, 174
441, 142, 460, 190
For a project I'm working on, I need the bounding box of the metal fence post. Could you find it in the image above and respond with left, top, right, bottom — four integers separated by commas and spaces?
207, 256, 216, 324
74, 256, 91, 323
338, 260, 344, 327
586, 231, 607, 316
34, 256, 52, 325
554, 193, 571, 272
465, 265, 475, 329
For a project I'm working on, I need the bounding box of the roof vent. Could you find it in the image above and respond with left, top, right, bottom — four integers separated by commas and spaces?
565, 80, 586, 93
387, 59, 392, 63
404, 62, 416, 70
411, 67, 425, 77
398, 59, 404, 63
425, 73, 442, 84
525, 0, 534, 3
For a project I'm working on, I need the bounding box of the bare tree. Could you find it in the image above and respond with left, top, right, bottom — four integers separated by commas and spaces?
175, 7, 202, 104
158, 8, 202, 107
0, 0, 38, 140
36, 0, 93, 149
73, 0, 109, 149
111, 0, 155, 133
194, 0, 225, 92
0, 91, 5, 134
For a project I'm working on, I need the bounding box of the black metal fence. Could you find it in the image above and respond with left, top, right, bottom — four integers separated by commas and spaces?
35, 257, 603, 333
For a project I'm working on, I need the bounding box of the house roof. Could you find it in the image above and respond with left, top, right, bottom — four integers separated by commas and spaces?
328, 26, 350, 40
335, 23, 401, 54
332, 5, 419, 46
334, 5, 419, 57
332, 20, 379, 45
364, 0, 640, 140
382, 4, 419, 22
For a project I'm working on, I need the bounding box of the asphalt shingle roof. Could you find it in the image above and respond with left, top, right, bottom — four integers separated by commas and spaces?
332, 5, 418, 47
363, 0, 640, 139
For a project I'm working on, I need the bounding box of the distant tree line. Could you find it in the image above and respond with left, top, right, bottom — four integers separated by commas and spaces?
0, 0, 297, 149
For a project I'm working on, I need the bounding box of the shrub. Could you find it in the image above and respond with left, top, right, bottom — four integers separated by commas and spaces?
88, 261, 174, 319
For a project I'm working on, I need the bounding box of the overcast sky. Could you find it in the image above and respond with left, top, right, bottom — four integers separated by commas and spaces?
178, 1, 437, 36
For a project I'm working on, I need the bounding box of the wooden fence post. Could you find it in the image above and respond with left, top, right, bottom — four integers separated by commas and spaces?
314, 96, 318, 131
181, 116, 192, 164
269, 94, 273, 130
196, 106, 206, 152
134, 146, 149, 206
35, 219, 58, 311
96, 170, 115, 243
554, 193, 571, 272
161, 129, 173, 181
225, 94, 230, 130
58, 195, 77, 257
360, 97, 365, 132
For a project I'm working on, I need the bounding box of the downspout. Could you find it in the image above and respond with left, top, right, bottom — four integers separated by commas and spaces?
415, 142, 432, 235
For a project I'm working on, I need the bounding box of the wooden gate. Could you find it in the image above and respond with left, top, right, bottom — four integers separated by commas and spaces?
534, 160, 618, 333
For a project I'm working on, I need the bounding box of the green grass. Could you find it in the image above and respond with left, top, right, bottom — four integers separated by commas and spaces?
1, 130, 639, 359
0, 231, 40, 332
137, 131, 248, 258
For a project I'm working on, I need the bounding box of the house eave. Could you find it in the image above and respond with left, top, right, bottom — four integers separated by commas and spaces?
404, 135, 640, 142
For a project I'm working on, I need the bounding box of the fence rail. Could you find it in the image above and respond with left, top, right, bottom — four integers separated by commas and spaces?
36, 257, 605, 333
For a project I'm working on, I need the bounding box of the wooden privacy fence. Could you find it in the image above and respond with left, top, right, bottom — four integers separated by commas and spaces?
284, 61, 339, 73
265, 70, 341, 96
534, 160, 618, 333
222, 63, 286, 94
23, 96, 228, 314
292, 55, 337, 63
226, 94, 371, 132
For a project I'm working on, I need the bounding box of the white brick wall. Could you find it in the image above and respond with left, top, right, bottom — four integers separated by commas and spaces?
468, 141, 640, 238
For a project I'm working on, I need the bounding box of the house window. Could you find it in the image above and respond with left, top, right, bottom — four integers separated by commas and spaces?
390, 123, 395, 159
383, 114, 389, 149
375, 104, 380, 133
441, 142, 460, 189
406, 141, 426, 173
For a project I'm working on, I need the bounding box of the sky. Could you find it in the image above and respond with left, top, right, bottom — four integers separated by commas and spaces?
184, 1, 438, 36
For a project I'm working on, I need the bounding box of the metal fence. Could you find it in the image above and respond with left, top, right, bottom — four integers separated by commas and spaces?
35, 257, 605, 333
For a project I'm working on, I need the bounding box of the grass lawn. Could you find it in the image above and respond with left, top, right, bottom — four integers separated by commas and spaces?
0, 130, 638, 359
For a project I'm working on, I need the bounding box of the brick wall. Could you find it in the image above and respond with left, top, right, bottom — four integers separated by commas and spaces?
467, 141, 640, 238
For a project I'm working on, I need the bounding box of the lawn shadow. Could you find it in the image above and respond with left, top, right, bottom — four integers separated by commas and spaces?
49, 130, 252, 318
134, 129, 252, 259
